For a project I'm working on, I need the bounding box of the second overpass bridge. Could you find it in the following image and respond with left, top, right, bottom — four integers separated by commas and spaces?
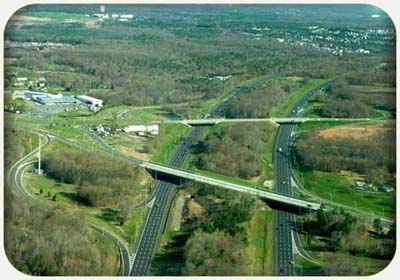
140, 161, 320, 212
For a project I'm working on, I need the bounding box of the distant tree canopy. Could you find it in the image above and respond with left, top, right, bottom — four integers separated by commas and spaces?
5, 7, 395, 108
313, 70, 395, 119
223, 80, 298, 118
196, 123, 273, 179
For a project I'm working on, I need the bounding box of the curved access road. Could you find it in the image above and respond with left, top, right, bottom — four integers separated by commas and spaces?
5, 131, 131, 276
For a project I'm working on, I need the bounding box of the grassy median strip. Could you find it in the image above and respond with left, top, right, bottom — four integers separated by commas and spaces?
272, 79, 327, 117
248, 206, 274, 275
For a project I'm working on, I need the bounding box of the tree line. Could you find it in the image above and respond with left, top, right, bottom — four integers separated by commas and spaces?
302, 206, 395, 275
294, 126, 395, 185
222, 79, 299, 118
4, 129, 118, 276
152, 183, 257, 276
312, 68, 395, 118
42, 148, 145, 212
4, 189, 118, 275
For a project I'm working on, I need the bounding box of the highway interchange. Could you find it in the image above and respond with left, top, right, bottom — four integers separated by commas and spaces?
6, 78, 326, 277
7, 78, 389, 276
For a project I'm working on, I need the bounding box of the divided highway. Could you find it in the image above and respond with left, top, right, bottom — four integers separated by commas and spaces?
142, 161, 320, 211
130, 75, 279, 275
273, 82, 329, 275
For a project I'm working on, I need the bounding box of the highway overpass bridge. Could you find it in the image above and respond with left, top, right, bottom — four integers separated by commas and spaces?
154, 117, 371, 126
140, 161, 320, 212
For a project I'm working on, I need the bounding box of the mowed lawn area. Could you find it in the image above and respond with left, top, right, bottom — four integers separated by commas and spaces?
151, 123, 190, 164
300, 170, 395, 220
247, 205, 274, 275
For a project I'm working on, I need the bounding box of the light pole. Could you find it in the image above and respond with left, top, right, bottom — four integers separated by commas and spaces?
130, 230, 135, 251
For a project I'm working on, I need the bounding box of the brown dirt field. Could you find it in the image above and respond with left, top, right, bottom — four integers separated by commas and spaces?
318, 125, 394, 140
286, 76, 304, 81
188, 199, 206, 219
4, 58, 17, 64
117, 146, 152, 161
8, 15, 51, 25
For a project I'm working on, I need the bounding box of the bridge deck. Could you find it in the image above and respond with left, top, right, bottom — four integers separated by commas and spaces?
154, 117, 371, 126
142, 162, 320, 211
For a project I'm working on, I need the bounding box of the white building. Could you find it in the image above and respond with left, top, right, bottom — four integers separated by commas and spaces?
123, 124, 159, 135
120, 14, 134, 19
77, 95, 103, 108
26, 91, 63, 101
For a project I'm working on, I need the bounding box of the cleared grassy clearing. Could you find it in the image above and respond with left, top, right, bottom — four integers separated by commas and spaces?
298, 170, 395, 219
26, 170, 148, 245
58, 105, 165, 127
24, 139, 150, 247
272, 79, 327, 117
151, 124, 190, 164
27, 11, 89, 21
247, 206, 274, 275
296, 119, 391, 133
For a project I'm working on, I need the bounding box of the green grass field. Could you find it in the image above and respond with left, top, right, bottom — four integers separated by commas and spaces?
272, 79, 327, 117
151, 124, 190, 164
27, 11, 89, 22
248, 206, 274, 275
299, 170, 395, 219
58, 105, 165, 127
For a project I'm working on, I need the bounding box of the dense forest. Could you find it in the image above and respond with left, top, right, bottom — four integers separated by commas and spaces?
4, 190, 117, 276
152, 183, 256, 276
310, 67, 396, 118
4, 4, 396, 277
4, 129, 117, 275
302, 206, 395, 275
294, 126, 396, 184
4, 5, 395, 108
222, 79, 299, 118
42, 148, 146, 223
195, 123, 274, 179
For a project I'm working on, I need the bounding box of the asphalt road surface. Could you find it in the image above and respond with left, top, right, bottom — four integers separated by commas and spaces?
129, 75, 280, 276
274, 83, 329, 276
5, 132, 132, 277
